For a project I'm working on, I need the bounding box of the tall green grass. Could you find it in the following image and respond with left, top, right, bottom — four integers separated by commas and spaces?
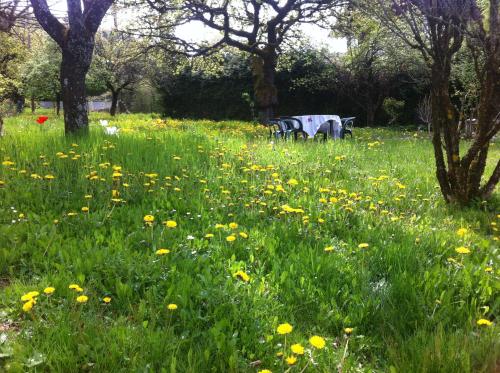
0, 112, 498, 372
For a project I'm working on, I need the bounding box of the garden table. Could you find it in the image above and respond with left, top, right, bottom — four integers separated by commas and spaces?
292, 114, 342, 139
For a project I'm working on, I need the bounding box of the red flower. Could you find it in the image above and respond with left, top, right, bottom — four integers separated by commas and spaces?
36, 116, 49, 124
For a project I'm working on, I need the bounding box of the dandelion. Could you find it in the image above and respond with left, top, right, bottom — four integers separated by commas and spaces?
21, 291, 39, 302
167, 303, 178, 310
358, 243, 369, 249
23, 300, 35, 312
233, 270, 250, 282
309, 335, 326, 349
76, 295, 88, 303
81, 207, 89, 213
456, 228, 468, 237
344, 327, 353, 334
477, 319, 493, 326
286, 356, 297, 365
103, 297, 112, 304
455, 246, 471, 254
155, 248, 170, 255
163, 220, 177, 228
226, 235, 236, 242
258, 370, 272, 373
69, 284, 84, 292
324, 246, 334, 252
277, 323, 293, 335
238, 232, 248, 239
144, 215, 155, 224
43, 287, 55, 295
205, 233, 214, 238
287, 178, 298, 186
291, 343, 304, 355
229, 222, 238, 229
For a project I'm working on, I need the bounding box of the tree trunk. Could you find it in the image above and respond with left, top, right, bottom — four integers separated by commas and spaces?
56, 92, 61, 116
60, 42, 94, 134
0, 115, 3, 137
16, 96, 24, 114
30, 96, 35, 113
110, 89, 119, 116
252, 52, 278, 124
30, 0, 114, 135
430, 66, 464, 203
366, 102, 376, 127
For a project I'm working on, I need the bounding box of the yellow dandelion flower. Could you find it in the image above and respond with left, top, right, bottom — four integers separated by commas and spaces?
81, 207, 89, 213
324, 246, 334, 252
234, 270, 250, 282
277, 323, 293, 335
258, 370, 272, 373
205, 233, 214, 238
43, 287, 55, 295
344, 327, 353, 334
477, 319, 493, 326
163, 220, 177, 228
291, 343, 304, 355
229, 222, 238, 229
226, 235, 236, 242
456, 228, 468, 237
239, 232, 248, 239
358, 243, 369, 249
22, 300, 35, 312
156, 248, 171, 255
286, 356, 297, 365
144, 215, 155, 223
76, 295, 88, 303
309, 335, 326, 349
455, 246, 471, 254
21, 291, 39, 302
287, 178, 298, 186
167, 303, 178, 310
103, 297, 112, 303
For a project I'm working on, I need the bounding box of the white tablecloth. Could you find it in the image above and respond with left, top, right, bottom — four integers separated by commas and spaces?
292, 115, 342, 138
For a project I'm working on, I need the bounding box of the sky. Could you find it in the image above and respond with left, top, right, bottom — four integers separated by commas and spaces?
46, 0, 347, 53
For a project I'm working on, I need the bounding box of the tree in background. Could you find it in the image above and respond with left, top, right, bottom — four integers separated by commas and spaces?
30, 0, 114, 134
0, 0, 30, 135
365, 0, 499, 203
137, 0, 345, 123
90, 31, 147, 116
20, 38, 61, 114
0, 0, 30, 32
333, 7, 427, 126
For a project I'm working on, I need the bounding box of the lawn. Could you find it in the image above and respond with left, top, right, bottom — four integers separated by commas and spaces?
0, 112, 498, 372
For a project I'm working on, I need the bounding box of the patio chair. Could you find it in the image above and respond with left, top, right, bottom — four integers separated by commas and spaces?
316, 120, 340, 141
341, 117, 355, 138
279, 117, 308, 140
267, 119, 292, 140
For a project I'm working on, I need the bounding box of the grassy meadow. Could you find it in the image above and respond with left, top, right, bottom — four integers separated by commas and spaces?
0, 112, 498, 372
